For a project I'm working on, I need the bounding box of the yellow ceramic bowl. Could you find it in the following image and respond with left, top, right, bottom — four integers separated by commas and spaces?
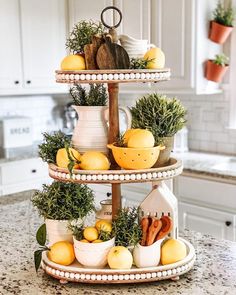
107, 144, 165, 170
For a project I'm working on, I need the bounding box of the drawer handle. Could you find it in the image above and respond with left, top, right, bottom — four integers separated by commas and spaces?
26, 80, 31, 84
31, 169, 37, 173
106, 192, 112, 197
225, 221, 232, 227
14, 80, 19, 84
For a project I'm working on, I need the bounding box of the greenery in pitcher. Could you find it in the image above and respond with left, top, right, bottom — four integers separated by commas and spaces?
112, 207, 142, 247
70, 83, 108, 106
38, 131, 70, 164
31, 181, 95, 220
131, 93, 187, 144
213, 1, 235, 27
66, 20, 106, 54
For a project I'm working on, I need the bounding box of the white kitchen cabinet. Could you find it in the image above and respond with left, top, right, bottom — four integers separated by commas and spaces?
0, 0, 67, 95
0, 158, 50, 196
68, 0, 113, 30
174, 174, 236, 241
179, 202, 236, 241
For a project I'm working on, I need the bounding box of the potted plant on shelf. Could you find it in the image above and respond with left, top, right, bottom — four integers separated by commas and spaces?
205, 53, 229, 82
31, 181, 95, 245
112, 207, 142, 250
209, 0, 235, 44
70, 83, 131, 154
130, 93, 187, 166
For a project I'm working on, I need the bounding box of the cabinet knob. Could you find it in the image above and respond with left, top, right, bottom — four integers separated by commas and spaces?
14, 80, 19, 84
225, 221, 232, 227
31, 169, 37, 173
106, 192, 112, 197
26, 80, 31, 84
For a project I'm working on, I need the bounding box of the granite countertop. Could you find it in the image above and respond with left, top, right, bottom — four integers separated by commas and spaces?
0, 191, 236, 295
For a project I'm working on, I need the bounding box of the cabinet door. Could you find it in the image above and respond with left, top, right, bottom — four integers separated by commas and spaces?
114, 0, 151, 39
0, 0, 23, 90
68, 0, 113, 29
20, 0, 67, 89
179, 202, 236, 241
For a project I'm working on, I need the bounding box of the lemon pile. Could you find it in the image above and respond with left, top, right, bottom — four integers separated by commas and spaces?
80, 220, 112, 243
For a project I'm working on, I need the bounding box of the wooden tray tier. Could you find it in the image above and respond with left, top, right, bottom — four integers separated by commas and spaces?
41, 238, 195, 284
49, 158, 182, 184
55, 68, 170, 84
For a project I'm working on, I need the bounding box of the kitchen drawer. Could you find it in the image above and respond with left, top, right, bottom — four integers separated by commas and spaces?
0, 158, 48, 185
179, 201, 236, 241
174, 175, 236, 211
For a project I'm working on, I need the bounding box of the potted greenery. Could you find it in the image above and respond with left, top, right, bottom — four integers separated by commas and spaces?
70, 83, 131, 154
209, 1, 235, 44
131, 93, 187, 166
205, 53, 229, 82
112, 207, 142, 249
31, 181, 95, 245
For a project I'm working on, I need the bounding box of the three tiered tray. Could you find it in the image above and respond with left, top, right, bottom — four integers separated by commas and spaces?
42, 7, 195, 284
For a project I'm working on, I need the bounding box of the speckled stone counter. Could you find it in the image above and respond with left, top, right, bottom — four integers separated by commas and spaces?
0, 191, 236, 295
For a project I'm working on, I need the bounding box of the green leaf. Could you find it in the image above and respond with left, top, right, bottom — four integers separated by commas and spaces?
34, 250, 43, 272
36, 224, 46, 246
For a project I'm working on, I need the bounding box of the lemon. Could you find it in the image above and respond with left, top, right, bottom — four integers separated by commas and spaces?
123, 129, 142, 144
95, 220, 112, 233
61, 54, 86, 70
161, 239, 187, 265
83, 227, 99, 242
80, 239, 90, 243
92, 239, 103, 243
144, 47, 165, 69
56, 148, 81, 169
127, 129, 155, 148
80, 151, 110, 170
48, 241, 75, 266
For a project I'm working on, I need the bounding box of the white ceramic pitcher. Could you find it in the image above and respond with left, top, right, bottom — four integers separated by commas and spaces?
72, 105, 132, 154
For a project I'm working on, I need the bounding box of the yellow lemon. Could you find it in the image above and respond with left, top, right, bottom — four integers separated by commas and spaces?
95, 220, 112, 233
83, 227, 99, 242
61, 54, 86, 70
92, 239, 103, 243
123, 129, 142, 145
80, 151, 110, 170
56, 148, 81, 169
48, 241, 75, 266
144, 47, 165, 69
80, 239, 90, 243
127, 129, 155, 148
161, 239, 187, 265
108, 246, 133, 269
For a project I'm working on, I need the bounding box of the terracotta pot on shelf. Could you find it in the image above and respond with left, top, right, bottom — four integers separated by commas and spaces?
209, 21, 233, 44
205, 60, 229, 83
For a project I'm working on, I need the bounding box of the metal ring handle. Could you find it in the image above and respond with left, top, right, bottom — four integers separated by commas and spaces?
101, 6, 122, 29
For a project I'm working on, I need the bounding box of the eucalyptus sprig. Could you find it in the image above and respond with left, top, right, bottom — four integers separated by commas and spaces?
38, 131, 70, 164
70, 84, 108, 106
66, 20, 106, 54
131, 93, 187, 143
31, 181, 95, 220
112, 207, 142, 247
34, 224, 50, 272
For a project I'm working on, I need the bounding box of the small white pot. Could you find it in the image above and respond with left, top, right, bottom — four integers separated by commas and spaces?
45, 219, 79, 246
73, 237, 115, 268
133, 238, 164, 268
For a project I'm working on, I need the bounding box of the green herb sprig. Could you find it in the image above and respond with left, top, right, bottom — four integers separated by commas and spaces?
38, 131, 70, 164
70, 84, 108, 106
112, 207, 142, 247
31, 181, 95, 220
66, 20, 106, 54
131, 93, 187, 144
213, 1, 235, 27
114, 133, 127, 147
213, 53, 229, 66
129, 57, 154, 69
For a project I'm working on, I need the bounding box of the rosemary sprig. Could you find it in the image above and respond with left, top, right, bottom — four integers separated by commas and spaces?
129, 57, 155, 69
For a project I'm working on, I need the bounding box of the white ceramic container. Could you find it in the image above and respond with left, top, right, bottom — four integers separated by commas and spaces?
73, 237, 115, 268
133, 238, 164, 268
45, 219, 82, 246
72, 106, 131, 154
